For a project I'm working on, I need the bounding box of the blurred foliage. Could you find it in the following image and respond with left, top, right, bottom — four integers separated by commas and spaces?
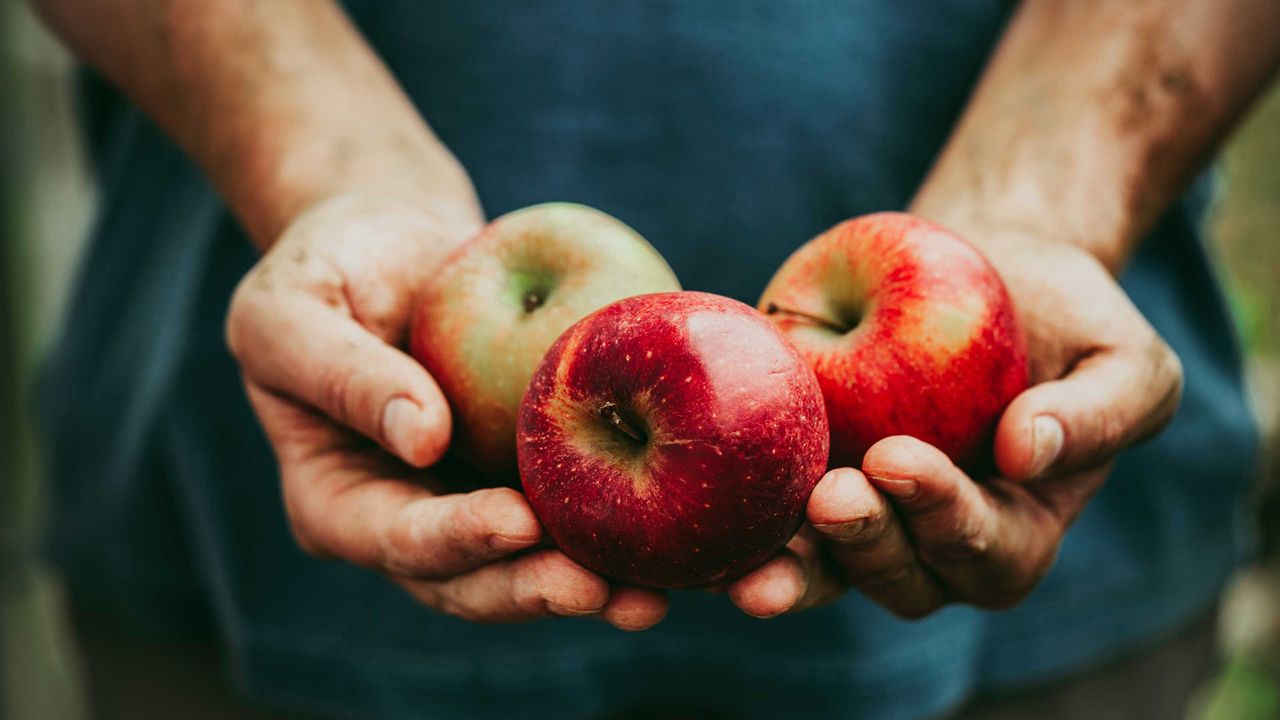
1194, 658, 1280, 720
1213, 86, 1280, 359
1193, 82, 1280, 720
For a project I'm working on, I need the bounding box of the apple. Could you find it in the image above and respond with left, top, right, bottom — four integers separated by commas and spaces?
411, 203, 680, 482
517, 291, 830, 589
758, 212, 1028, 472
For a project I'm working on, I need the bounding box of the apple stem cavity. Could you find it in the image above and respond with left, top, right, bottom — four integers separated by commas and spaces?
764, 302, 852, 333
522, 290, 546, 313
599, 402, 647, 444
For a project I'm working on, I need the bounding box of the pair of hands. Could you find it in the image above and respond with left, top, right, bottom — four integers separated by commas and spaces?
226, 193, 1182, 629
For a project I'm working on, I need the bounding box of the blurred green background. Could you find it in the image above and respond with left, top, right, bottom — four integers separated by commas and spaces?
1, 3, 1276, 718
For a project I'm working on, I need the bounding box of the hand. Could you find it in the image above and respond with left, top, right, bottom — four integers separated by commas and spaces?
727, 236, 1183, 618
226, 193, 668, 629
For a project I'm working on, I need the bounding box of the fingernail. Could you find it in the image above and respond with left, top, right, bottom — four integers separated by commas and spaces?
547, 602, 596, 617
382, 397, 423, 461
488, 533, 536, 552
1029, 415, 1064, 478
814, 517, 869, 541
869, 475, 918, 500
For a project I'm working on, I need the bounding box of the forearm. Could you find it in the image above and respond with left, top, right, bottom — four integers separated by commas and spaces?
33, 0, 482, 250
912, 0, 1280, 272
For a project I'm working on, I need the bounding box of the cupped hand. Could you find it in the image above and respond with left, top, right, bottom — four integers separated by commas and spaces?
225, 193, 668, 629
728, 236, 1182, 619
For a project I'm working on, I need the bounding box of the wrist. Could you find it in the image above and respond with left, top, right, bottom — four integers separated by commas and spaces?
229, 124, 484, 252
908, 183, 1133, 276
278, 188, 484, 272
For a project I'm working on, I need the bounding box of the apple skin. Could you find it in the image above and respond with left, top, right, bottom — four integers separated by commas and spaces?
758, 212, 1029, 472
517, 291, 830, 589
411, 203, 680, 483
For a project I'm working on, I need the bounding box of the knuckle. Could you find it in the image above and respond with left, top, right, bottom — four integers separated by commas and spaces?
443, 492, 496, 551
825, 509, 890, 550
280, 482, 327, 558
909, 485, 961, 520
290, 528, 330, 559
981, 548, 1059, 610
1159, 342, 1184, 386
1144, 337, 1183, 416
381, 503, 432, 576
315, 360, 357, 426
979, 584, 1035, 611
430, 579, 494, 622
465, 488, 513, 531
862, 561, 918, 592
1155, 343, 1184, 415
888, 598, 942, 621
921, 522, 990, 565
438, 597, 473, 621
414, 584, 455, 615
509, 581, 547, 618
1091, 409, 1126, 455
224, 276, 262, 361
284, 509, 332, 560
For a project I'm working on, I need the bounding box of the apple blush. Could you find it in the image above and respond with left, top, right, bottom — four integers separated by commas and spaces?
410, 203, 680, 484
759, 212, 1029, 472
517, 291, 830, 589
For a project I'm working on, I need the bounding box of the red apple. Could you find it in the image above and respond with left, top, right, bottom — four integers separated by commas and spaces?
517, 291, 829, 589
758, 212, 1028, 472
411, 203, 680, 483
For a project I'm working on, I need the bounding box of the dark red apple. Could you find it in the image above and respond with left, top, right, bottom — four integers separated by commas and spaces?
411, 203, 680, 483
517, 291, 829, 589
759, 212, 1028, 471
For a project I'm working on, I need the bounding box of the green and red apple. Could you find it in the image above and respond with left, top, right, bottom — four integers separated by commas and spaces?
410, 203, 680, 482
759, 212, 1029, 472
517, 291, 830, 588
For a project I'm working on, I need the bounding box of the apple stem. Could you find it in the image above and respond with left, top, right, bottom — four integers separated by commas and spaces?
523, 291, 545, 313
764, 302, 848, 333
599, 402, 647, 444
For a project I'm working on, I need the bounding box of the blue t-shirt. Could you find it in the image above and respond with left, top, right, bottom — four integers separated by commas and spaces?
44, 2, 1258, 718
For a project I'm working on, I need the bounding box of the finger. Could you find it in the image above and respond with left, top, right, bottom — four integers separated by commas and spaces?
727, 528, 843, 618
397, 549, 610, 623
251, 385, 545, 576
994, 341, 1182, 481
862, 436, 1060, 606
599, 586, 670, 631
228, 287, 451, 467
293, 479, 545, 579
808, 467, 946, 618
728, 548, 807, 618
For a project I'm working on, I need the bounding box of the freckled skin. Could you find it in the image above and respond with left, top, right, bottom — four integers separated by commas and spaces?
759, 212, 1029, 472
411, 203, 680, 484
518, 292, 829, 589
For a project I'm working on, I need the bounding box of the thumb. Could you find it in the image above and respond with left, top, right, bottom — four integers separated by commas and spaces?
994, 343, 1183, 481
227, 291, 451, 467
